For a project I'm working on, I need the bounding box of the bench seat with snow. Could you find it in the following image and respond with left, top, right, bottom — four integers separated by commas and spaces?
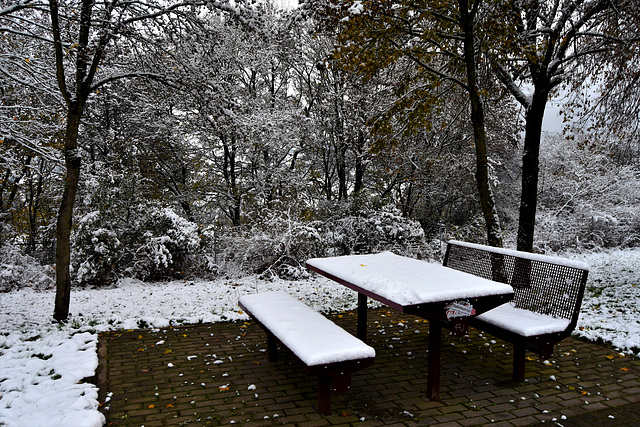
443, 241, 590, 382
238, 291, 375, 415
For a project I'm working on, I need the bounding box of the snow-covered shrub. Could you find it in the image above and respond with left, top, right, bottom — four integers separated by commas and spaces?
73, 211, 123, 285
214, 205, 427, 279
72, 206, 205, 285
434, 214, 489, 249
534, 134, 640, 251
0, 243, 54, 292
131, 208, 202, 279
217, 211, 326, 279
326, 205, 426, 258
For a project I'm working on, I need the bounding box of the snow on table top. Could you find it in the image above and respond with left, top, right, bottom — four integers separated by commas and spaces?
238, 291, 375, 367
306, 252, 513, 306
449, 240, 590, 271
476, 303, 572, 337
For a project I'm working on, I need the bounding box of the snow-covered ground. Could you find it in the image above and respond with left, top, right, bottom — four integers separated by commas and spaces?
1, 249, 639, 426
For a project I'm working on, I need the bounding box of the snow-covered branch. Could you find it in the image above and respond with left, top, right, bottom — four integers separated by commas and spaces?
0, 0, 38, 17
90, 71, 178, 90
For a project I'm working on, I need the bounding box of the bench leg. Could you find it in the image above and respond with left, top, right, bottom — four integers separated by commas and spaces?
357, 293, 368, 342
540, 343, 554, 360
331, 372, 352, 393
427, 320, 442, 400
513, 343, 526, 382
267, 332, 278, 362
317, 375, 332, 415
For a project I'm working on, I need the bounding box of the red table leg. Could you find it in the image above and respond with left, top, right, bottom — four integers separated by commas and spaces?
357, 293, 368, 342
427, 320, 442, 400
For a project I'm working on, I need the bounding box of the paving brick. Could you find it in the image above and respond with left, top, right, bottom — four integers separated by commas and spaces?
458, 415, 491, 426
98, 308, 640, 426
512, 415, 544, 426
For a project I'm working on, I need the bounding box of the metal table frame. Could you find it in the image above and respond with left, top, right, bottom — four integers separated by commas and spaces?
306, 260, 513, 400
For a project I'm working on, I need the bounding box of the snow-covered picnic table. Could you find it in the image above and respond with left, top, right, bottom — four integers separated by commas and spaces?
306, 251, 515, 400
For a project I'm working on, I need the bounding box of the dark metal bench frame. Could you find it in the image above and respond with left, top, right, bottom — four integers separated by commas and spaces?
238, 298, 375, 415
443, 241, 589, 381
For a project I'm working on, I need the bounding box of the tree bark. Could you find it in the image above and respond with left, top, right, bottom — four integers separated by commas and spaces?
336, 146, 347, 200
353, 131, 365, 195
53, 107, 83, 321
27, 159, 45, 254
459, 0, 503, 247
516, 90, 547, 252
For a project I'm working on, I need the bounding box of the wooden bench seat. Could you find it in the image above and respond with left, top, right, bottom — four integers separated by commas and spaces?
238, 291, 375, 415
443, 240, 589, 381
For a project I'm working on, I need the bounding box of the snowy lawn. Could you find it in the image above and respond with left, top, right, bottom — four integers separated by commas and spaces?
1, 249, 639, 426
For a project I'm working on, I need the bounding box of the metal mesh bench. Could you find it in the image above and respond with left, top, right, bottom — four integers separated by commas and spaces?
443, 240, 589, 381
238, 291, 375, 414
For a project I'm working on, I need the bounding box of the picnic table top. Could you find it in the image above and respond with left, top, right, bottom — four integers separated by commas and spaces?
306, 252, 514, 308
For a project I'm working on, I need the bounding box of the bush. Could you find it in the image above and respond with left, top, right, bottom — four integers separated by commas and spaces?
0, 243, 54, 292
534, 134, 640, 251
72, 206, 208, 285
327, 205, 426, 258
216, 210, 326, 280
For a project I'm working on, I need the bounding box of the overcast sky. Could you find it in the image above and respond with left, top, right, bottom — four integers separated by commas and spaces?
543, 102, 564, 133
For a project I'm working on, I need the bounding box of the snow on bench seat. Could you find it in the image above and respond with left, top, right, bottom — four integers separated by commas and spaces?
239, 291, 375, 366
238, 291, 375, 414
475, 303, 571, 337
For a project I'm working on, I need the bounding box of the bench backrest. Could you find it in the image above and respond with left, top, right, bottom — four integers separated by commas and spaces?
443, 241, 589, 325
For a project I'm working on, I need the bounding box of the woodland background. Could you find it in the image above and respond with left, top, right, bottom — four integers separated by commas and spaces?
1, 0, 639, 302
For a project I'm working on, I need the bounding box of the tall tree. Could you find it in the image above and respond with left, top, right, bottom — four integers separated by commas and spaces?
172, 11, 303, 225
489, 0, 638, 251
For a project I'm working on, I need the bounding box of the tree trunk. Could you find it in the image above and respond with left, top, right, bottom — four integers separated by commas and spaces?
180, 201, 196, 223
27, 159, 45, 254
53, 107, 83, 321
222, 135, 242, 226
516, 90, 547, 252
459, 0, 503, 247
353, 157, 364, 195
337, 146, 347, 200
353, 131, 365, 195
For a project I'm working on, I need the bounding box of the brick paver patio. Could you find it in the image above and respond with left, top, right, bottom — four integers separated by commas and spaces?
97, 308, 640, 426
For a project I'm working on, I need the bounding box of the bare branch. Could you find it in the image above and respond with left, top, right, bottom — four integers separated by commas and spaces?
388, 38, 467, 89
47, 0, 70, 105
0, 0, 38, 17
90, 71, 180, 90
